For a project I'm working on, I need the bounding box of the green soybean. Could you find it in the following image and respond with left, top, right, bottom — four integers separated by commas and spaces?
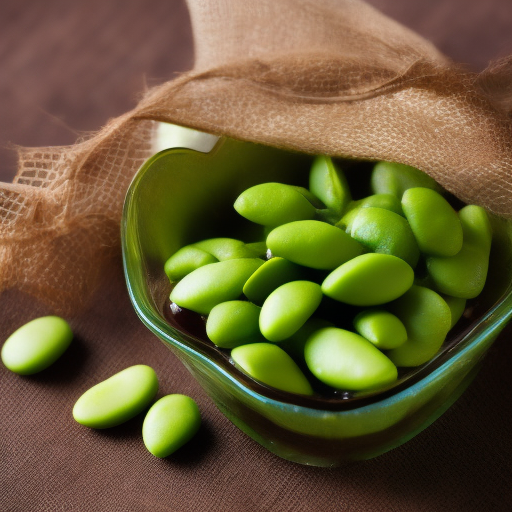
309, 155, 351, 216
402, 187, 463, 257
426, 205, 492, 298
206, 301, 263, 348
231, 343, 314, 395
442, 295, 467, 329
427, 247, 488, 299
170, 258, 263, 314
164, 246, 218, 282
245, 241, 268, 258
1, 316, 73, 375
357, 193, 404, 216
353, 309, 407, 350
338, 194, 404, 231
243, 257, 302, 305
292, 186, 326, 209
279, 317, 333, 363
322, 253, 414, 306
260, 281, 323, 342
387, 286, 451, 367
267, 220, 363, 270
458, 205, 492, 251
142, 394, 201, 458
73, 365, 159, 429
193, 238, 261, 260
371, 161, 442, 197
349, 207, 420, 267
234, 182, 316, 226
304, 327, 398, 391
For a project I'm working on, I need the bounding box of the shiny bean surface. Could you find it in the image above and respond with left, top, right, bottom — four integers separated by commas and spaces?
267, 220, 363, 270
402, 187, 463, 257
305, 327, 398, 391
350, 207, 420, 267
322, 254, 414, 306
143, 394, 201, 458
234, 183, 316, 226
73, 365, 159, 429
426, 206, 491, 298
231, 343, 314, 395
309, 155, 351, 216
1, 316, 73, 375
371, 161, 441, 197
170, 258, 263, 314
387, 286, 451, 367
243, 257, 302, 305
353, 309, 407, 350
207, 301, 263, 348
260, 281, 323, 342
164, 246, 218, 282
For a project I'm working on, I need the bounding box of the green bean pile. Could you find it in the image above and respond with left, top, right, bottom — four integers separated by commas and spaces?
165, 158, 492, 395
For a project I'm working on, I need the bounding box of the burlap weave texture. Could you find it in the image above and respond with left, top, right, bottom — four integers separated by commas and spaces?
1, 0, 511, 313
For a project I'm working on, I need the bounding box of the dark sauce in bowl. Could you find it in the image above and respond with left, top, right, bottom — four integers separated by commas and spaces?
163, 289, 486, 403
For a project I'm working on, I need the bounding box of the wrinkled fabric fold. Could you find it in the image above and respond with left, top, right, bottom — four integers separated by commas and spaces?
1, 0, 511, 313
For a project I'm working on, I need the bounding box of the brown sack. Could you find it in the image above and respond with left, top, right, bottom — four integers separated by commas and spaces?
1, 0, 511, 314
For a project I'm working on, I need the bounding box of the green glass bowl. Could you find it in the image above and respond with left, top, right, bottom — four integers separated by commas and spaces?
121, 126, 512, 466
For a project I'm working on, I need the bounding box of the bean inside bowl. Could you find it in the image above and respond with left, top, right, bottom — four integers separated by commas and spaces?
122, 124, 512, 465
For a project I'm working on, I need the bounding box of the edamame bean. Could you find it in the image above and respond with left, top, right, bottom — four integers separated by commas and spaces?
164, 246, 218, 282
193, 238, 261, 260
292, 186, 326, 209
231, 343, 314, 395
245, 241, 268, 258
1, 316, 72, 375
309, 155, 351, 216
206, 301, 263, 348
458, 204, 493, 251
427, 246, 488, 299
387, 286, 451, 367
371, 161, 442, 197
304, 327, 398, 391
426, 206, 492, 298
142, 394, 201, 458
349, 207, 420, 267
243, 257, 302, 305
279, 317, 333, 363
260, 281, 323, 342
338, 194, 404, 231
402, 187, 463, 257
234, 183, 316, 226
442, 295, 467, 329
73, 365, 159, 429
353, 309, 407, 350
322, 253, 414, 306
357, 193, 404, 216
170, 258, 264, 314
267, 220, 363, 270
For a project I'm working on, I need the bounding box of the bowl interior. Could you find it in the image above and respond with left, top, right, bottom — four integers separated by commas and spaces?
122, 128, 512, 410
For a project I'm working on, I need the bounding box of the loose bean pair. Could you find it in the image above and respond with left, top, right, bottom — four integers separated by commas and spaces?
73, 365, 201, 458
164, 158, 492, 396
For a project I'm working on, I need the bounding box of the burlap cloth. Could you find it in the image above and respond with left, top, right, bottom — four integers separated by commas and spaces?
2, 1, 512, 510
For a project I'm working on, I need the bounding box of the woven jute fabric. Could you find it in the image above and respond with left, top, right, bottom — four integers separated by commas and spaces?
1, 0, 512, 313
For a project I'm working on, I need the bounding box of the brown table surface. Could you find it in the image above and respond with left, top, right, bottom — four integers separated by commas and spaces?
2, 1, 512, 511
